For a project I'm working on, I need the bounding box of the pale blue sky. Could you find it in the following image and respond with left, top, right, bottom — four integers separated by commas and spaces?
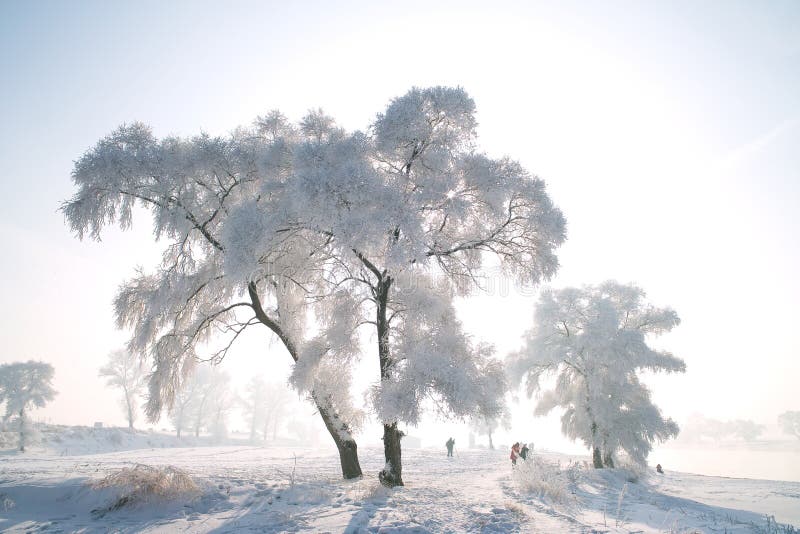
1, 1, 798, 447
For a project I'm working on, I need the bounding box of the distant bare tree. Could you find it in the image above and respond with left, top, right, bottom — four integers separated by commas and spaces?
99, 349, 148, 429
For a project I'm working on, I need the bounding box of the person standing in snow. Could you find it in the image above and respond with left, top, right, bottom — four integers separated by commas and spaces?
445, 437, 455, 457
510, 442, 520, 466
520, 443, 529, 461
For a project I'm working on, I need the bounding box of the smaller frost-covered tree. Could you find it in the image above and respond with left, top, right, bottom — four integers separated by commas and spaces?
0, 361, 57, 452
169, 363, 203, 438
167, 362, 230, 438
779, 411, 800, 440
470, 405, 511, 450
508, 282, 685, 468
187, 365, 229, 438
99, 349, 148, 429
729, 419, 764, 442
262, 383, 292, 441
680, 414, 764, 443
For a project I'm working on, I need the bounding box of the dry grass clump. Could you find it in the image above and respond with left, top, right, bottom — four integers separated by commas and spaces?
91, 464, 200, 514
512, 456, 578, 503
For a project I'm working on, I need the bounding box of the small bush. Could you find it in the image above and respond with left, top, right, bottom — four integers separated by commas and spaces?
107, 429, 123, 446
90, 464, 200, 514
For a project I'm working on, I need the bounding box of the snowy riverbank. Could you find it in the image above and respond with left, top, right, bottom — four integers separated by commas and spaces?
0, 429, 797, 532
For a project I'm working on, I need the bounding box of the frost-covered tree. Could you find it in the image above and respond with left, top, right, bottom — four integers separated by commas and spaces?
680, 414, 764, 443
241, 376, 294, 442
779, 411, 800, 440
730, 419, 764, 442
99, 349, 148, 429
169, 369, 200, 439
508, 282, 685, 468
63, 86, 564, 486
62, 116, 363, 478
225, 87, 565, 486
470, 405, 511, 450
262, 382, 292, 441
166, 362, 230, 438
207, 370, 235, 442
0, 361, 57, 452
187, 364, 227, 437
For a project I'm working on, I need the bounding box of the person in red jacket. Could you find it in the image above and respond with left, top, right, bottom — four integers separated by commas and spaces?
510, 442, 520, 466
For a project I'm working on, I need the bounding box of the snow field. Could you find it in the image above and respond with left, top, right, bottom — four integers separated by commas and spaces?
1, 439, 798, 532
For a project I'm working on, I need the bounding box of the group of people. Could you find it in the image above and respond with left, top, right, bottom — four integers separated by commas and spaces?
510, 442, 530, 466
445, 437, 666, 474
442, 437, 532, 465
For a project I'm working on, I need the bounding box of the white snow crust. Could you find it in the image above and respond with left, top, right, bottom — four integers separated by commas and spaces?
0, 426, 797, 532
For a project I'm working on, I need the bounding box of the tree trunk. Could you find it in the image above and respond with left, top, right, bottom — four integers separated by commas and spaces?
488, 431, 494, 450
314, 399, 362, 479
125, 388, 135, 429
375, 276, 404, 487
248, 282, 363, 480
591, 421, 602, 468
379, 422, 404, 487
592, 446, 603, 468
250, 408, 258, 442
18, 408, 25, 452
603, 450, 615, 468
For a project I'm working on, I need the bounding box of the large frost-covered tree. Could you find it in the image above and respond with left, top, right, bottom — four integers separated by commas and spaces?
224, 87, 565, 486
508, 282, 685, 467
0, 361, 57, 452
63, 86, 564, 486
779, 411, 800, 440
99, 349, 148, 429
62, 116, 363, 478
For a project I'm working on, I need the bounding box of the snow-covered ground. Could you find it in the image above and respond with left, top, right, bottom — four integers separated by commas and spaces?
0, 427, 798, 533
